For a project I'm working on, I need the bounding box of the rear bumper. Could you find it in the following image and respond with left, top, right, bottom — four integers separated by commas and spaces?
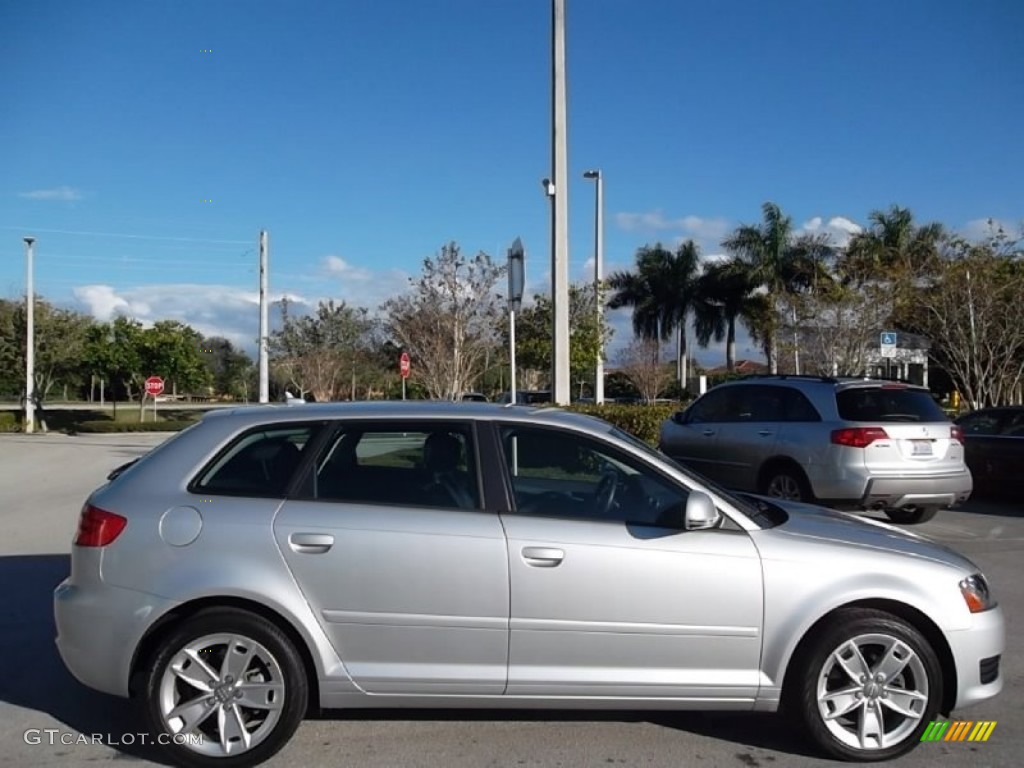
948, 605, 1005, 711
859, 471, 973, 510
54, 577, 176, 698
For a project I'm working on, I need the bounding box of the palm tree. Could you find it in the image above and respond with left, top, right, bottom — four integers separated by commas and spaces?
606, 241, 701, 385
722, 201, 822, 373
692, 258, 765, 372
844, 204, 944, 278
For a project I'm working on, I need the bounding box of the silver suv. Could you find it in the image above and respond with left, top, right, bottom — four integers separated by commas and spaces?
659, 375, 972, 524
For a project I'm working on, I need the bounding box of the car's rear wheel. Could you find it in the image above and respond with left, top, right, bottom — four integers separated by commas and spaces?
761, 467, 813, 502
884, 506, 940, 525
789, 608, 941, 762
141, 608, 307, 768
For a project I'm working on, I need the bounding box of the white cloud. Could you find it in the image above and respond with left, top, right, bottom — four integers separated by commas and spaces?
614, 210, 731, 244
799, 214, 863, 248
18, 186, 83, 201
322, 255, 373, 281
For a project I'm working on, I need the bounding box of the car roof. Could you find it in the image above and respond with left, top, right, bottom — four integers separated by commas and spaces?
198, 400, 614, 433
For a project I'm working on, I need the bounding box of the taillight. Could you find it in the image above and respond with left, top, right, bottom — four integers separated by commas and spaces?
951, 425, 964, 444
74, 504, 127, 547
831, 427, 889, 448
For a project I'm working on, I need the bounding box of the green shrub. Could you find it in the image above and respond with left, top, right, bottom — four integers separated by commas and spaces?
0, 412, 20, 432
560, 403, 680, 446
75, 420, 197, 433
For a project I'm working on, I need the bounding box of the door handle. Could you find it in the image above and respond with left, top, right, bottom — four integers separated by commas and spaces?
701, 429, 716, 437
289, 533, 334, 554
758, 430, 774, 436
522, 547, 564, 567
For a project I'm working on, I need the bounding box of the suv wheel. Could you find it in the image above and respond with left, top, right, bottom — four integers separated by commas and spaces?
141, 607, 308, 768
762, 467, 812, 502
788, 608, 941, 761
884, 506, 940, 525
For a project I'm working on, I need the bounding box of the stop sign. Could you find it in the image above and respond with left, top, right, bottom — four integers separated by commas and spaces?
145, 376, 165, 396
399, 352, 411, 379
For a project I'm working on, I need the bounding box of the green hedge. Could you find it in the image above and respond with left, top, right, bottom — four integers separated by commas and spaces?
75, 420, 197, 433
0, 412, 19, 432
560, 403, 681, 446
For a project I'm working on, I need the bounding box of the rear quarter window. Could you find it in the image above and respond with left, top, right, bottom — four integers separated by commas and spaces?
835, 388, 948, 423
192, 424, 319, 497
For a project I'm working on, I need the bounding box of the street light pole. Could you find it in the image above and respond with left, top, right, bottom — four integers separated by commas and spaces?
550, 0, 571, 405
583, 169, 604, 403
23, 237, 36, 434
258, 230, 270, 404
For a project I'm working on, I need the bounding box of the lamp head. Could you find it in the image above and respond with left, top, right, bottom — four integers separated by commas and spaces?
582, 170, 601, 179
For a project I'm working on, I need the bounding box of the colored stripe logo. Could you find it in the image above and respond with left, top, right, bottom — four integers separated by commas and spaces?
921, 720, 996, 742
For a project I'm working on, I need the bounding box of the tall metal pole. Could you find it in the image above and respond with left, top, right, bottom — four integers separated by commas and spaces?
23, 237, 35, 433
584, 170, 605, 404
550, 0, 571, 405
509, 309, 518, 403
258, 230, 269, 403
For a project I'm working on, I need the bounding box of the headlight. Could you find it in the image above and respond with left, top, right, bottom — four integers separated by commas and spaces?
960, 573, 996, 613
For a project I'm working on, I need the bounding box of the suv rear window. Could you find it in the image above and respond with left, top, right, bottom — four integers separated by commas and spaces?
193, 425, 319, 497
835, 387, 947, 423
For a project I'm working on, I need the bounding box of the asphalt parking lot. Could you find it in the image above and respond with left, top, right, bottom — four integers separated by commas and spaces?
0, 432, 1020, 767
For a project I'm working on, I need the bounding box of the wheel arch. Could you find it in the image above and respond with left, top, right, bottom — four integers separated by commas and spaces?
757, 456, 814, 497
127, 597, 321, 715
780, 598, 957, 717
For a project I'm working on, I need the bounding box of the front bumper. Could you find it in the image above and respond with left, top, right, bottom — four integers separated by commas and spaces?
948, 604, 1005, 710
54, 577, 177, 698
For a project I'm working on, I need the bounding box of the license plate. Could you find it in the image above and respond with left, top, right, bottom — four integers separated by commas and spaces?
911, 440, 933, 456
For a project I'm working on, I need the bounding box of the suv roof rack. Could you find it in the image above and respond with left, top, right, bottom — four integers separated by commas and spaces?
738, 373, 839, 384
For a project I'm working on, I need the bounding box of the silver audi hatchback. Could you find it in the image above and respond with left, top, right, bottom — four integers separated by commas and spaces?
54, 402, 1003, 767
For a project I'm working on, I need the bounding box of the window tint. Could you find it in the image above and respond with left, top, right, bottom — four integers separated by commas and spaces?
687, 387, 738, 423
958, 411, 1002, 436
194, 425, 316, 497
1002, 411, 1024, 436
500, 425, 690, 526
743, 385, 786, 421
315, 424, 479, 510
782, 388, 821, 422
835, 387, 948, 423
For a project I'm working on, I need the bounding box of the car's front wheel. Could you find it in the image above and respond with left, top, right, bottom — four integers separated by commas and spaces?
141, 607, 308, 768
789, 607, 942, 762
884, 506, 940, 525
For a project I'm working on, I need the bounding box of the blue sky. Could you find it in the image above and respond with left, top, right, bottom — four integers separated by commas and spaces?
2, 0, 1022, 364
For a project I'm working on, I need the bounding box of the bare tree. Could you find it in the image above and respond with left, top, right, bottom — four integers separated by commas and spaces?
915, 240, 1024, 408
381, 242, 505, 400
269, 299, 375, 401
615, 336, 672, 403
778, 282, 893, 376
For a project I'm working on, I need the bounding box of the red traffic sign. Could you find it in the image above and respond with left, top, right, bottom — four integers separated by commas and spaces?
399, 352, 411, 379
145, 376, 165, 396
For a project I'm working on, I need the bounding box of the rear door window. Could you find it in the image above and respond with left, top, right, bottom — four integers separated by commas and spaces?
314, 423, 480, 510
835, 387, 948, 423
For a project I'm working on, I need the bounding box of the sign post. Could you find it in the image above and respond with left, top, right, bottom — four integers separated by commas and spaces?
399, 352, 410, 400
145, 376, 164, 422
880, 332, 897, 379
508, 238, 525, 405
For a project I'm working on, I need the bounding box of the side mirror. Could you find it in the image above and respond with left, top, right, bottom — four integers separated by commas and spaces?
672, 410, 687, 425
684, 491, 720, 530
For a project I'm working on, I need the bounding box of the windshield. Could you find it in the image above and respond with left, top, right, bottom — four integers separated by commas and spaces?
605, 425, 778, 527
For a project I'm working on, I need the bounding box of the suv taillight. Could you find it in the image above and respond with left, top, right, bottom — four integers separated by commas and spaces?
831, 427, 889, 448
74, 504, 127, 547
951, 425, 964, 444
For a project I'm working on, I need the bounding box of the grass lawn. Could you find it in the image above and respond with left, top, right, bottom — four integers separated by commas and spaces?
0, 405, 204, 433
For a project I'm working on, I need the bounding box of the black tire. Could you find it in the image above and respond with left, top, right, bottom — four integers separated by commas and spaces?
140, 608, 308, 768
760, 466, 813, 503
787, 608, 942, 762
884, 506, 940, 525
